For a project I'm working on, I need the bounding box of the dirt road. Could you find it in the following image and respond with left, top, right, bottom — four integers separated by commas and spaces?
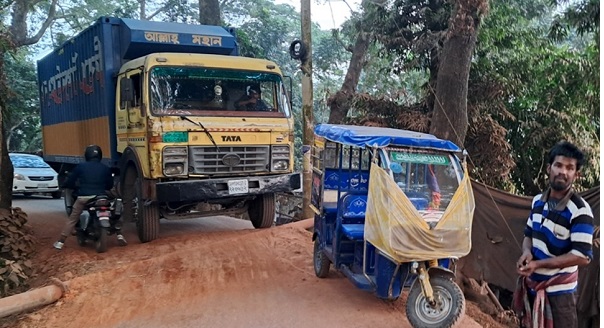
6, 195, 498, 328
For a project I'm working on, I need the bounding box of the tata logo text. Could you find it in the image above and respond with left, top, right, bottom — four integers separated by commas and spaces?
221, 136, 242, 142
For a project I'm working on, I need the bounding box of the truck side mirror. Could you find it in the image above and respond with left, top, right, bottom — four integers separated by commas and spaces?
120, 78, 134, 103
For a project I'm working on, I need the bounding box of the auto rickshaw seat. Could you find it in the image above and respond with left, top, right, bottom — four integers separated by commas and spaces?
341, 224, 365, 240
339, 193, 368, 240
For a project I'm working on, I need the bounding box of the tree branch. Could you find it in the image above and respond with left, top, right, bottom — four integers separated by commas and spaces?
0, 0, 15, 12
146, 3, 172, 21
19, 0, 59, 46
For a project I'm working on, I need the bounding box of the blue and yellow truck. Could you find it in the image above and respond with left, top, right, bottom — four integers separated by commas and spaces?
37, 17, 300, 242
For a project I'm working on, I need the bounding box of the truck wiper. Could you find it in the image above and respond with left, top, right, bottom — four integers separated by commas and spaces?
179, 115, 219, 149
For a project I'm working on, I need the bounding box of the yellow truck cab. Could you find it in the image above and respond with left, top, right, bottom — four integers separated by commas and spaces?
38, 17, 300, 242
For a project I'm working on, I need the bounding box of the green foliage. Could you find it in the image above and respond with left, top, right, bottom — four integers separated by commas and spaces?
549, 0, 599, 40
4, 51, 41, 152
471, 0, 599, 193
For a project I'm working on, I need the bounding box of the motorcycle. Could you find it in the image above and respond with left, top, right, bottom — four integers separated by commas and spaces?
65, 190, 124, 253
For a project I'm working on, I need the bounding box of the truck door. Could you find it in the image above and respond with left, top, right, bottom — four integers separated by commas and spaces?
116, 71, 146, 152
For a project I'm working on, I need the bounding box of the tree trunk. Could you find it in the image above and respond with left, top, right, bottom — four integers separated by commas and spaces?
429, 0, 487, 148
0, 52, 14, 209
199, 0, 221, 25
327, 32, 370, 124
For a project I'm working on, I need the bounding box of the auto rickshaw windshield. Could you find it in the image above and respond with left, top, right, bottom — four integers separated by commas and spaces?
384, 149, 463, 211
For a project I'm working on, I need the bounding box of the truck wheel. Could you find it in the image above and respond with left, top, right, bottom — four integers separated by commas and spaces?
248, 193, 275, 228
134, 175, 159, 243
406, 276, 465, 328
313, 238, 331, 278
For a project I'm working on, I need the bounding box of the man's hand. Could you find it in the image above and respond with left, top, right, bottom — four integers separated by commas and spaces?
517, 251, 533, 269
517, 260, 538, 277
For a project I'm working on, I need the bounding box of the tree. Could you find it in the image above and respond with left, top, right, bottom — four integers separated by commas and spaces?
199, 0, 221, 25
429, 0, 488, 147
326, 1, 372, 124
0, 0, 59, 209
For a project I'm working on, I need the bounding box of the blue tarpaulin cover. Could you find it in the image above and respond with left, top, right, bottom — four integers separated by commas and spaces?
314, 124, 461, 152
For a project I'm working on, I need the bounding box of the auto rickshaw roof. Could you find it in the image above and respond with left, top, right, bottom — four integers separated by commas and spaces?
314, 124, 461, 152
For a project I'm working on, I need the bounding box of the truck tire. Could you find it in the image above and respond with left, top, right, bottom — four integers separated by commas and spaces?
248, 193, 275, 229
135, 175, 159, 243
123, 166, 160, 243
406, 276, 465, 328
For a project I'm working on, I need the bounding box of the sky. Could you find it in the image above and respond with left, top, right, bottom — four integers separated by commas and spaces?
275, 0, 361, 29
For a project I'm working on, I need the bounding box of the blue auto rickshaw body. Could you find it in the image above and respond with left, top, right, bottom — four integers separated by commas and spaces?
311, 124, 462, 300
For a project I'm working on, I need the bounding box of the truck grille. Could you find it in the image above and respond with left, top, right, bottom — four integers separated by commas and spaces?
188, 146, 270, 175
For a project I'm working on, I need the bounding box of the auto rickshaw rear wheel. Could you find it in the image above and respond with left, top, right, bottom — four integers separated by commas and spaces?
406, 276, 465, 328
313, 238, 331, 278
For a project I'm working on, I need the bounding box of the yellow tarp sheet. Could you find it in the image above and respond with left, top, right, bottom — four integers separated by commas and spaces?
364, 165, 475, 262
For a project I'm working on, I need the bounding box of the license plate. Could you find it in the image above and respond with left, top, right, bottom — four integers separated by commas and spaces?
228, 179, 248, 195
97, 211, 111, 218
38, 183, 48, 188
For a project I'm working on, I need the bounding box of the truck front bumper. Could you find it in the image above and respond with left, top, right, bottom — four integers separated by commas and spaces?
156, 173, 301, 203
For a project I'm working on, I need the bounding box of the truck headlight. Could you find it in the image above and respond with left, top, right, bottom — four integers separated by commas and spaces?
164, 163, 185, 175
271, 145, 290, 171
272, 160, 289, 171
163, 146, 188, 176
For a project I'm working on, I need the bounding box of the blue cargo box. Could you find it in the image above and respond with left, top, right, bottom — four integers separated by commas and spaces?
38, 17, 239, 165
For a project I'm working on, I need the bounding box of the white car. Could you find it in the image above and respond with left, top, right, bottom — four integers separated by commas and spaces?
10, 153, 61, 199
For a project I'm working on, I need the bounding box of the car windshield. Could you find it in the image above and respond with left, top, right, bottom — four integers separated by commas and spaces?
149, 67, 291, 116
10, 154, 50, 168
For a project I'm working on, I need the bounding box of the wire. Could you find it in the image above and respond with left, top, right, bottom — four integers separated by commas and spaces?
327, 0, 337, 29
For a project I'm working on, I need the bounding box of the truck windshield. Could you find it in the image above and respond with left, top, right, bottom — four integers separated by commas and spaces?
386, 150, 462, 211
149, 67, 291, 117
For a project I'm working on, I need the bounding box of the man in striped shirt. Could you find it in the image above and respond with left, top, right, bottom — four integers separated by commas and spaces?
516, 141, 594, 328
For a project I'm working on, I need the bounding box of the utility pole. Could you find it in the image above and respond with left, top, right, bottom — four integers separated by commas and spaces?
300, 0, 314, 221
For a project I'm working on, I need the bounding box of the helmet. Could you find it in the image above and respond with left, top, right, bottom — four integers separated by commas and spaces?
84, 145, 102, 162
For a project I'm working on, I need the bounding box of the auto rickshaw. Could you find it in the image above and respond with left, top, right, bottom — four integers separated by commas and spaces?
310, 124, 475, 328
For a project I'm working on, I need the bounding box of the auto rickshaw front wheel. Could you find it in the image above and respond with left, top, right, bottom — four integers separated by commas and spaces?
406, 276, 465, 328
313, 239, 331, 278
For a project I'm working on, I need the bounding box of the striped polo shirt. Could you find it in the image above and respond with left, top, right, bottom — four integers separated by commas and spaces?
524, 188, 594, 295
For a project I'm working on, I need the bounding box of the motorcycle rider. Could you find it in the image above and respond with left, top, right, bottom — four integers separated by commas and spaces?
53, 145, 127, 250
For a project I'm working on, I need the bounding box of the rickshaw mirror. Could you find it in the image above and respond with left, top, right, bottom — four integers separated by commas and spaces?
462, 149, 469, 162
